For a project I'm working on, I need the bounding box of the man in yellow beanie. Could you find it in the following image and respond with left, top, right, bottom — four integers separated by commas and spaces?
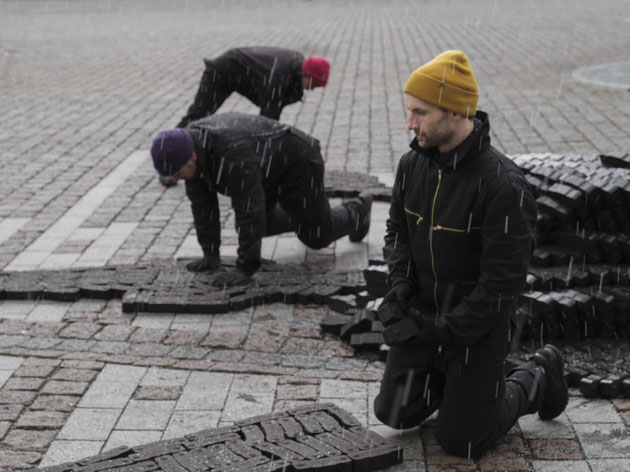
374, 51, 568, 457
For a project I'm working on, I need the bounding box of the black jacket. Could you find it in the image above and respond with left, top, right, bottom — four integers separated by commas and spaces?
185, 112, 321, 275
384, 112, 537, 348
208, 47, 304, 119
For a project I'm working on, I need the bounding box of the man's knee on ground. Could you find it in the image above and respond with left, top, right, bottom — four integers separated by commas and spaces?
434, 427, 494, 458
373, 396, 422, 430
298, 235, 330, 250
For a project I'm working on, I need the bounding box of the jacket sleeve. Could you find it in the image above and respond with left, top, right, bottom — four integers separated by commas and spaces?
259, 107, 281, 120
226, 158, 266, 275
383, 155, 417, 288
444, 167, 537, 346
185, 177, 221, 257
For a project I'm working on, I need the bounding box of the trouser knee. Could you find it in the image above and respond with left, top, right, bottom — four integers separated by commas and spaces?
435, 430, 492, 459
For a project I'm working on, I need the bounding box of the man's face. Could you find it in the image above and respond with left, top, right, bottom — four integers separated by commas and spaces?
170, 153, 198, 182
406, 94, 455, 150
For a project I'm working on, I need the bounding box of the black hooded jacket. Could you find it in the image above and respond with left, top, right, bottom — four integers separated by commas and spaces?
384, 111, 537, 349
208, 47, 304, 119
185, 112, 321, 275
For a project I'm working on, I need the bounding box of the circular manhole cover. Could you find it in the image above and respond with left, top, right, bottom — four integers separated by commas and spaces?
573, 61, 630, 89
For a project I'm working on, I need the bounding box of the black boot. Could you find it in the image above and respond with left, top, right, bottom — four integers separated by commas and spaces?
530, 344, 568, 420
346, 192, 373, 242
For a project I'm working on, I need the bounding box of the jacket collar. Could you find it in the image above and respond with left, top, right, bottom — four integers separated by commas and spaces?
410, 110, 491, 170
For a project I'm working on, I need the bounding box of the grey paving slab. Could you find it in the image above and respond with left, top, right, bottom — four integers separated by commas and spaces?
532, 460, 591, 472
574, 423, 630, 458
0, 355, 23, 371
176, 373, 233, 410
320, 378, 369, 399
115, 400, 176, 430
95, 364, 146, 383
103, 430, 162, 452
78, 381, 139, 409
39, 440, 104, 468
162, 410, 221, 439
519, 412, 576, 439
57, 408, 121, 440
140, 367, 190, 386
221, 375, 277, 422
566, 397, 623, 423
589, 458, 630, 472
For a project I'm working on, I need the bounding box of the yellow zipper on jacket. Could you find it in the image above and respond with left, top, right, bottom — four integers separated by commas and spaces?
404, 208, 424, 224
433, 224, 481, 232
429, 167, 442, 311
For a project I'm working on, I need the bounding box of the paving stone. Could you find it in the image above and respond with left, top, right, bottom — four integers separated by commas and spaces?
41, 380, 89, 395
172, 359, 213, 371
59, 359, 104, 370
4, 428, 57, 451
16, 410, 67, 429
125, 343, 172, 357
39, 440, 103, 468
477, 435, 528, 471
281, 337, 325, 355
163, 330, 206, 345
3, 376, 46, 391
518, 412, 575, 439
200, 331, 245, 349
276, 384, 318, 401
31, 395, 79, 412
21, 358, 60, 368
0, 390, 37, 405
529, 438, 584, 460
574, 423, 630, 458
135, 386, 182, 401
243, 332, 285, 353
94, 325, 136, 341
58, 322, 102, 340
0, 420, 9, 439
116, 400, 176, 430
79, 381, 137, 409
51, 368, 97, 382
566, 397, 622, 423
0, 403, 23, 421
90, 340, 130, 355
588, 458, 630, 472
57, 408, 121, 440
532, 460, 591, 472
0, 450, 42, 470
128, 328, 168, 344
25, 323, 65, 337
169, 346, 209, 360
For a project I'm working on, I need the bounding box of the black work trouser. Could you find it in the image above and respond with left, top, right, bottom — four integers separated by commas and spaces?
263, 132, 357, 249
177, 66, 234, 128
374, 341, 539, 458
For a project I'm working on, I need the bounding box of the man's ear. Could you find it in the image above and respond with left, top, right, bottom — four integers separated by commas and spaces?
191, 151, 197, 161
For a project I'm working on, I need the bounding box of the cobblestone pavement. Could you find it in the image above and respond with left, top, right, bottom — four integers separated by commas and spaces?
1, 0, 630, 470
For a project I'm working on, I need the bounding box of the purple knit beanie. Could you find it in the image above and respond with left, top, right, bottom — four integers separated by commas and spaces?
151, 129, 194, 176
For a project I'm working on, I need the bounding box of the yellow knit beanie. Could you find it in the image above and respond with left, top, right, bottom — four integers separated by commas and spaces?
404, 50, 479, 117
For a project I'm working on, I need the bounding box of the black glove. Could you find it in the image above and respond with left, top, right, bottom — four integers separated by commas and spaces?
378, 282, 412, 327
213, 269, 252, 287
383, 309, 449, 347
186, 253, 221, 272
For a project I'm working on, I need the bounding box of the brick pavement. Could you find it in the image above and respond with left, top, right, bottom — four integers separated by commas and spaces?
1, 0, 630, 470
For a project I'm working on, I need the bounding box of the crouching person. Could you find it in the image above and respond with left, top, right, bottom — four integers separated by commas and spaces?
151, 112, 372, 286
374, 50, 568, 458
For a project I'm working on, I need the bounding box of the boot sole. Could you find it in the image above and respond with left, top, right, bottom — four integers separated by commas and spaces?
536, 344, 568, 420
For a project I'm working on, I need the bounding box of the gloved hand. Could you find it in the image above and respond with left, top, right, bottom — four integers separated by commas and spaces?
378, 282, 412, 327
383, 309, 449, 347
213, 269, 252, 287
186, 253, 221, 272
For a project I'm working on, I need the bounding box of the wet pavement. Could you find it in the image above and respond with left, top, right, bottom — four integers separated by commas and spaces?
1, 0, 630, 470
